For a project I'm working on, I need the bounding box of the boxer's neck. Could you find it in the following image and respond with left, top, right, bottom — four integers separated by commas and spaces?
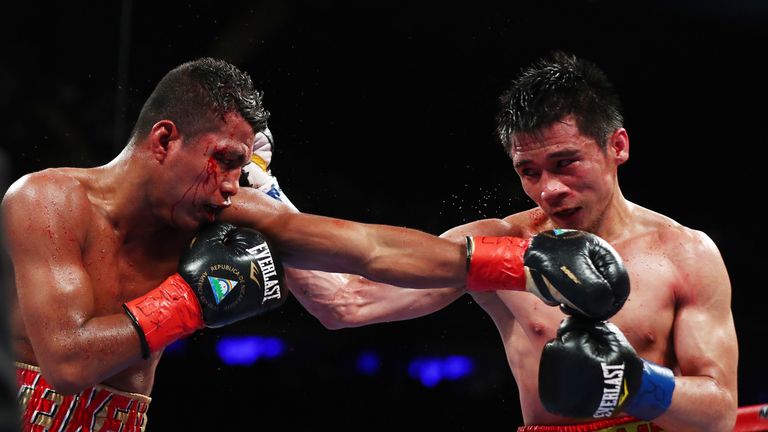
89, 151, 194, 249
584, 190, 636, 244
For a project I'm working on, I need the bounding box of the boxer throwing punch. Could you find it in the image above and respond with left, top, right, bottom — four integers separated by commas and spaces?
2, 57, 627, 431
278, 52, 737, 431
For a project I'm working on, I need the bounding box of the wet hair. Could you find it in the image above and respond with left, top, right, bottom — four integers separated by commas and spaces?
129, 57, 269, 143
495, 51, 623, 153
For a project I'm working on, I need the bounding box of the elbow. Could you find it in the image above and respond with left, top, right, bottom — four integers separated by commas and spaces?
714, 384, 739, 432
314, 306, 367, 330
316, 312, 355, 330
38, 361, 93, 395
705, 412, 736, 432
717, 396, 738, 432
691, 388, 739, 432
308, 309, 342, 329
319, 318, 347, 331
36, 347, 105, 395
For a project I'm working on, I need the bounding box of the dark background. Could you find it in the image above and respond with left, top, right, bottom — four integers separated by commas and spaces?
2, 1, 766, 430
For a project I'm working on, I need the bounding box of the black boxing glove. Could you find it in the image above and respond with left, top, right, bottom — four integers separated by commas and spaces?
123, 222, 286, 358
466, 229, 629, 320
539, 316, 675, 420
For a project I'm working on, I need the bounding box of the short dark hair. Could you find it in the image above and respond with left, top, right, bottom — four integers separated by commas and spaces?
496, 51, 623, 153
130, 57, 269, 142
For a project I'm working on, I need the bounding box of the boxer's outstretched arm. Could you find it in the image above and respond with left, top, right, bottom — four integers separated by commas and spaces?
224, 189, 629, 321
2, 172, 145, 394
221, 187, 465, 327
284, 268, 463, 329
222, 187, 468, 289
292, 218, 533, 328
286, 222, 503, 327
223, 198, 513, 328
649, 229, 738, 432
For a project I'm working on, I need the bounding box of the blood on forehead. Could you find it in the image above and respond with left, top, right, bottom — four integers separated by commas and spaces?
219, 111, 257, 146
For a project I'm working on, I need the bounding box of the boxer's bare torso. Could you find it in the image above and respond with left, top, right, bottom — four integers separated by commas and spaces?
461, 205, 710, 424
8, 166, 193, 395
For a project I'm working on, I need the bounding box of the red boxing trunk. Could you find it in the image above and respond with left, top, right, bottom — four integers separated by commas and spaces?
516, 416, 663, 431
466, 236, 531, 292
17, 362, 151, 432
123, 273, 204, 354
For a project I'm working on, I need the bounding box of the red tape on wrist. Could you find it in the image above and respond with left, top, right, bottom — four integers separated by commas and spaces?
466, 236, 531, 292
123, 273, 204, 354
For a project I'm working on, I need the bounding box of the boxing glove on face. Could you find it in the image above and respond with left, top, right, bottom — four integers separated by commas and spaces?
180, 222, 286, 327
538, 316, 675, 420
123, 222, 286, 357
467, 229, 630, 320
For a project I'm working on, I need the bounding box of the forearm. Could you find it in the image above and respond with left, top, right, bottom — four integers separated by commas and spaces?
30, 314, 145, 394
653, 376, 737, 432
330, 221, 467, 289
286, 267, 354, 328
223, 190, 468, 288
286, 266, 463, 329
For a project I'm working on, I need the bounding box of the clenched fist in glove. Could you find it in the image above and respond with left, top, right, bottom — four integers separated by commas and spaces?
466, 229, 630, 320
539, 315, 675, 420
123, 222, 286, 358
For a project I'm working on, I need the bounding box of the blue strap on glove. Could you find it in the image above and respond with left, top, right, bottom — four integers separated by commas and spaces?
623, 359, 675, 420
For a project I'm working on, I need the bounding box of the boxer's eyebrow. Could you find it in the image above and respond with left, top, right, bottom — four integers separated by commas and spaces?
513, 159, 531, 169
513, 149, 581, 169
548, 149, 580, 158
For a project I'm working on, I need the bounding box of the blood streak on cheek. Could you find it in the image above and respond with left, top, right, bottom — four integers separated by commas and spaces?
170, 144, 222, 224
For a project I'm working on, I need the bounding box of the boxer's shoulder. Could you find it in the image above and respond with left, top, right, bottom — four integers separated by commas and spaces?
628, 205, 713, 258
2, 168, 93, 237
4, 167, 91, 200
618, 206, 724, 300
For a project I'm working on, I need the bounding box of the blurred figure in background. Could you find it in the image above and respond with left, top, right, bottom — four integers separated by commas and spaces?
0, 147, 19, 431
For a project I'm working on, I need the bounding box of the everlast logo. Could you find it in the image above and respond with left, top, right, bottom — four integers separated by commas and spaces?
593, 363, 626, 418
247, 243, 282, 303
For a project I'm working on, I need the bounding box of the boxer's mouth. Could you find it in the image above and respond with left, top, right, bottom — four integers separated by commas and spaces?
553, 207, 580, 218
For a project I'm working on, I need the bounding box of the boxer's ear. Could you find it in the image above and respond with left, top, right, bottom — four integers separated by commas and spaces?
608, 128, 629, 166
148, 120, 180, 163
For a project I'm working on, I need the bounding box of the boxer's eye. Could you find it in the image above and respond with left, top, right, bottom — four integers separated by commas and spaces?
214, 152, 245, 170
216, 156, 235, 167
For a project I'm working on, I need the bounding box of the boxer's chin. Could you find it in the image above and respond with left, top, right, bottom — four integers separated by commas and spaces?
167, 207, 212, 232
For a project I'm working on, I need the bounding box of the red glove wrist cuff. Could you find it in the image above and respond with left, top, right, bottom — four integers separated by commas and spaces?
466, 236, 531, 292
123, 273, 204, 357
